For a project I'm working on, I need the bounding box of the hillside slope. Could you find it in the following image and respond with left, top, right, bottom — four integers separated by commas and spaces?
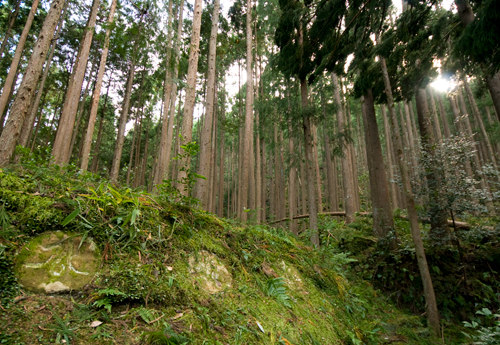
0, 166, 446, 344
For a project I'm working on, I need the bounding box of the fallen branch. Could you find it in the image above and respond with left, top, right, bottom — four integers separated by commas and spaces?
269, 212, 476, 229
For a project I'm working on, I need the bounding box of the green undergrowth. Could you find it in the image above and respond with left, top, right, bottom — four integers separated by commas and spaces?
318, 212, 500, 343
1, 165, 449, 344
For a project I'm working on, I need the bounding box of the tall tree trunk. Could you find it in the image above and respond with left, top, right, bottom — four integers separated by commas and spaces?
380, 57, 440, 336
217, 93, 226, 217
126, 117, 139, 185
196, 0, 220, 207
80, 0, 118, 171
485, 74, 500, 122
21, 1, 68, 149
427, 86, 443, 144
437, 92, 451, 139
362, 89, 396, 247
301, 77, 319, 245
139, 117, 151, 186
90, 78, 111, 173
0, 67, 19, 136
154, 0, 177, 186
0, 0, 65, 167
68, 61, 96, 158
381, 104, 398, 210
0, 0, 41, 118
463, 77, 497, 169
261, 135, 267, 222
288, 120, 298, 235
238, 0, 253, 221
0, 0, 22, 60
312, 123, 323, 213
332, 72, 356, 223
415, 86, 450, 242
52, 0, 100, 165
177, 0, 203, 195
109, 15, 145, 183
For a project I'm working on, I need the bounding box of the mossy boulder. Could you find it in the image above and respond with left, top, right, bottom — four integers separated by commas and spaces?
15, 231, 99, 294
188, 251, 232, 294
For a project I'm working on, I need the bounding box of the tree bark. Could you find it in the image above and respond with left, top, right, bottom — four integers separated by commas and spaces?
380, 57, 440, 336
485, 73, 500, 122
154, 0, 178, 186
332, 72, 356, 223
80, 0, 118, 171
217, 92, 226, 217
0, 0, 22, 60
177, 0, 203, 195
381, 104, 397, 210
196, 0, 220, 207
68, 61, 96, 158
301, 77, 319, 245
415, 86, 450, 241
237, 0, 253, 221
109, 15, 145, 183
21, 1, 68, 149
52, 0, 100, 165
463, 76, 497, 169
437, 92, 451, 139
90, 78, 112, 173
362, 89, 396, 247
427, 86, 443, 144
0, 0, 65, 167
0, 0, 41, 119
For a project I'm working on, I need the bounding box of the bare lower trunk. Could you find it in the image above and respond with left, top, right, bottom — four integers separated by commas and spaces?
177, 0, 203, 195
238, 0, 253, 221
0, 0, 65, 167
437, 92, 451, 138
486, 73, 500, 122
312, 123, 323, 213
0, 0, 41, 118
301, 77, 319, 246
52, 0, 100, 165
288, 120, 298, 235
332, 72, 356, 223
427, 86, 443, 143
362, 89, 396, 247
19, 1, 68, 149
0, 0, 21, 60
80, 0, 118, 171
415, 87, 450, 242
90, 80, 111, 173
153, 0, 178, 186
463, 77, 497, 169
217, 97, 226, 217
380, 57, 440, 336
381, 104, 397, 209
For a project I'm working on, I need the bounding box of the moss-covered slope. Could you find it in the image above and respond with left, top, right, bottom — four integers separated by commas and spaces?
0, 167, 443, 344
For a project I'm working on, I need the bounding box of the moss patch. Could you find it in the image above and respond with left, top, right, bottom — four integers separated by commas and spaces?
15, 231, 99, 293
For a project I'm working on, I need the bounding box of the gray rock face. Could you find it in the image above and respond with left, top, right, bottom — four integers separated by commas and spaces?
15, 231, 99, 294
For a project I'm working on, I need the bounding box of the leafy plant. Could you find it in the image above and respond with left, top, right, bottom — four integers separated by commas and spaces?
259, 277, 292, 308
92, 288, 127, 313
143, 322, 190, 344
463, 308, 500, 344
157, 139, 203, 207
45, 309, 78, 344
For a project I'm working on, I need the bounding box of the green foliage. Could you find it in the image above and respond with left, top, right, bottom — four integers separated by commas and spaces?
258, 277, 292, 308
45, 308, 78, 344
92, 288, 127, 313
143, 323, 190, 344
463, 308, 500, 344
157, 139, 203, 207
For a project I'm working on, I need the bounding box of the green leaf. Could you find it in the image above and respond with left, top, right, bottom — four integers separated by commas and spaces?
62, 208, 80, 226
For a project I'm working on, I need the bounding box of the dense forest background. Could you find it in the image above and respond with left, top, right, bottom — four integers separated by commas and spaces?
1, 0, 500, 340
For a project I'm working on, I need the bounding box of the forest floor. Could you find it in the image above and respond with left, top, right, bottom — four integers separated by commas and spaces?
0, 163, 494, 344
